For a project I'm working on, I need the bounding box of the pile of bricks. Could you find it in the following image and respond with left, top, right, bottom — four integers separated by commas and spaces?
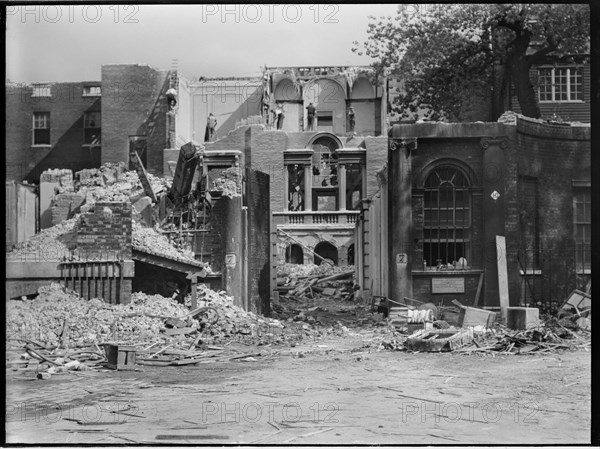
6, 283, 201, 348
40, 169, 74, 192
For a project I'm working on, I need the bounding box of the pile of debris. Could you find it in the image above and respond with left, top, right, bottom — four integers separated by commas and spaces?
276, 263, 356, 302
132, 222, 200, 265
6, 215, 79, 261
7, 284, 201, 349
210, 167, 241, 197
6, 209, 204, 268
6, 282, 322, 376
454, 322, 591, 355
184, 285, 304, 343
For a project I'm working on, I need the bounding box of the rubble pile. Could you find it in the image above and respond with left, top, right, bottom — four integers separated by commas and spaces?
276, 263, 356, 302
210, 167, 241, 197
188, 285, 306, 343
132, 222, 202, 265
6, 283, 200, 349
376, 318, 591, 354
6, 216, 79, 260
77, 164, 168, 205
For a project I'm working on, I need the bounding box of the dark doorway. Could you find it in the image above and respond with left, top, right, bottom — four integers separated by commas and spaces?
347, 243, 355, 265
314, 241, 338, 266
285, 244, 304, 264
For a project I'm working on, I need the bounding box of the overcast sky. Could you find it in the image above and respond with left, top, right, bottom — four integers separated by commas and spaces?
6, 4, 400, 83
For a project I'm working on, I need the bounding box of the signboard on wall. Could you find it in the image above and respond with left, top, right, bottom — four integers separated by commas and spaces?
431, 277, 465, 294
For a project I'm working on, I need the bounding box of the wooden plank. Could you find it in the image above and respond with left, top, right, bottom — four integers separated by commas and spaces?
496, 235, 510, 321
473, 272, 484, 307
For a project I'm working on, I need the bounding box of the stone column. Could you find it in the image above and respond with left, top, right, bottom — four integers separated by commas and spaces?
221, 195, 244, 308
303, 163, 312, 211
338, 163, 347, 211
283, 166, 289, 212
388, 138, 417, 304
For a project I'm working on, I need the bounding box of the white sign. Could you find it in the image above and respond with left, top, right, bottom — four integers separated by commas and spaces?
432, 277, 465, 294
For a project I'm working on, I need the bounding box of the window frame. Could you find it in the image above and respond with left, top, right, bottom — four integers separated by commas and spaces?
32, 112, 51, 146
538, 66, 584, 103
82, 86, 102, 97
83, 111, 102, 146
422, 165, 472, 268
573, 183, 591, 272
31, 85, 51, 97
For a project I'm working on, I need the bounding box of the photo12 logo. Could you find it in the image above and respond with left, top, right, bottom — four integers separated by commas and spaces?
7, 5, 139, 24
200, 4, 339, 24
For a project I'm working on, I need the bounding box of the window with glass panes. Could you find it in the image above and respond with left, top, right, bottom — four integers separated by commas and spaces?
538, 67, 583, 102
423, 166, 471, 267
574, 187, 591, 270
33, 112, 50, 145
83, 111, 101, 145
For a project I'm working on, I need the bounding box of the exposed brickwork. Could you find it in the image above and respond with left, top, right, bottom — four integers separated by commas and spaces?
101, 64, 172, 175
74, 201, 132, 260
6, 83, 101, 182
51, 193, 85, 226
245, 168, 271, 315
515, 117, 591, 301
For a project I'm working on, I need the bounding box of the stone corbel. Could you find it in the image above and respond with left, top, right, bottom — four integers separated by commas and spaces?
480, 137, 508, 150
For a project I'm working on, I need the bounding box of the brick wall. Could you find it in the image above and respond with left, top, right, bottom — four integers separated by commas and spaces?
6, 83, 101, 182
74, 201, 132, 260
51, 193, 86, 226
101, 64, 172, 175
515, 117, 591, 301
245, 168, 271, 315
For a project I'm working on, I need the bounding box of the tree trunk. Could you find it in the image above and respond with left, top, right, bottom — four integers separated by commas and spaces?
510, 56, 541, 119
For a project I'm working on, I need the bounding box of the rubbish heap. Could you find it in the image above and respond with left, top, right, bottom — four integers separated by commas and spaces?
6, 282, 322, 376
276, 263, 356, 302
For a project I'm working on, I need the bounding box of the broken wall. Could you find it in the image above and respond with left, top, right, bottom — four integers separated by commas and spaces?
101, 64, 173, 175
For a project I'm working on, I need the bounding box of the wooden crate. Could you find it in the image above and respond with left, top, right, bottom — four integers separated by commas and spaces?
104, 343, 137, 370
405, 328, 474, 352
458, 307, 496, 327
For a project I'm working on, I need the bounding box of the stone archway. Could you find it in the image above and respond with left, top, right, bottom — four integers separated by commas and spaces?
314, 241, 338, 266
285, 244, 304, 265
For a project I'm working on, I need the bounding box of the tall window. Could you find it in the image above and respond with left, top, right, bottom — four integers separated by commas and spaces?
84, 111, 101, 145
423, 166, 471, 267
287, 164, 305, 211
33, 112, 50, 145
574, 187, 591, 270
345, 163, 363, 210
538, 67, 583, 102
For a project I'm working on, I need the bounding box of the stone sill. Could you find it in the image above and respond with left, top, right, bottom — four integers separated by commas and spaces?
413, 269, 483, 276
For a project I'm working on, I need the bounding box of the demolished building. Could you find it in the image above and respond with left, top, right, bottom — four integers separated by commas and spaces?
5, 64, 591, 320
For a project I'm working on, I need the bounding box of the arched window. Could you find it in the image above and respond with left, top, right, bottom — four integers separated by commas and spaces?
285, 244, 304, 264
314, 241, 338, 266
423, 166, 471, 268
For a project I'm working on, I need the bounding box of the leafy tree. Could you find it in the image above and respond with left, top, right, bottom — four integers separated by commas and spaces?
353, 4, 590, 120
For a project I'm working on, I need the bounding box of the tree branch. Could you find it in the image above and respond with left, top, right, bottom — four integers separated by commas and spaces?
527, 43, 558, 65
